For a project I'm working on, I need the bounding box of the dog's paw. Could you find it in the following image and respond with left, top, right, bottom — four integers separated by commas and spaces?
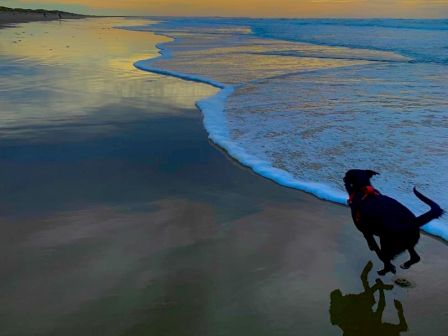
390, 264, 397, 274
377, 269, 388, 276
377, 264, 396, 276
400, 263, 410, 270
400, 256, 421, 270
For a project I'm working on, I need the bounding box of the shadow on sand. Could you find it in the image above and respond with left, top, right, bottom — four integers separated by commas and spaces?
330, 261, 408, 336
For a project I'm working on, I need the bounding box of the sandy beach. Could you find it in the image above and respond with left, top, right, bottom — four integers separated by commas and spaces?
0, 10, 86, 27
0, 17, 447, 336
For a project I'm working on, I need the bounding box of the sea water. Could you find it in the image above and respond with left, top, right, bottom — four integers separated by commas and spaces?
126, 18, 448, 240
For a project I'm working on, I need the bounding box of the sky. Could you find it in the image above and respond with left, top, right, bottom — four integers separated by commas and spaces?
4, 0, 448, 18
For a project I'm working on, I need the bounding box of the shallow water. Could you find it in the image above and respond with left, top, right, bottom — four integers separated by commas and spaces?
130, 17, 448, 240
0, 18, 216, 141
1, 18, 448, 336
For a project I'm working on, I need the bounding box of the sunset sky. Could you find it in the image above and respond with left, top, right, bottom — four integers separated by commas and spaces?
4, 0, 448, 18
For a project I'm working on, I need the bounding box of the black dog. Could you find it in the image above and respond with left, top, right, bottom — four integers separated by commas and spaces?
344, 169, 443, 275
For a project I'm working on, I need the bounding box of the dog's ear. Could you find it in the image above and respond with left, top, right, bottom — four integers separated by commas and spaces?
366, 170, 379, 178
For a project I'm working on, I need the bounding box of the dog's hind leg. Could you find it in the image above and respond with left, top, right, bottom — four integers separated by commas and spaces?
400, 247, 421, 269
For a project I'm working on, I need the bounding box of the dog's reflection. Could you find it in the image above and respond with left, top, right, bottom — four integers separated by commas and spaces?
330, 261, 408, 335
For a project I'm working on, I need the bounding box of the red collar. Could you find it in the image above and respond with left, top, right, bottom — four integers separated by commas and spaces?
348, 186, 380, 205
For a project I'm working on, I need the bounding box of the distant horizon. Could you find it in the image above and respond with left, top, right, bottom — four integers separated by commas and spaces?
125, 15, 448, 20
3, 7, 448, 20
3, 0, 448, 19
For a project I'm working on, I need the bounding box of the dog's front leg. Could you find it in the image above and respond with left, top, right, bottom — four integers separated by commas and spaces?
363, 232, 380, 253
362, 233, 395, 275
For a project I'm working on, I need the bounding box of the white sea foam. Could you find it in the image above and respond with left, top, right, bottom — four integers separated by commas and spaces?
134, 48, 349, 206
126, 19, 448, 241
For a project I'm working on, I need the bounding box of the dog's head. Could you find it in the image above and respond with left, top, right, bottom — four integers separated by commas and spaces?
343, 169, 379, 194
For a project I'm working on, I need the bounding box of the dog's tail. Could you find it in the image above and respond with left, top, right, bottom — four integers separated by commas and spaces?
413, 187, 444, 227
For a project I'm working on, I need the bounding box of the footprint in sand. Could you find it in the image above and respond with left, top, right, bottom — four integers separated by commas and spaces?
394, 278, 413, 288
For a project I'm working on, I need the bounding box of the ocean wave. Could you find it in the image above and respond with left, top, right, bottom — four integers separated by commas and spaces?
124, 19, 448, 241
249, 20, 448, 65
134, 58, 349, 205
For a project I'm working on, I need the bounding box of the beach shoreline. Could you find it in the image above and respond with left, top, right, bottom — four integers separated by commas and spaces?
0, 10, 89, 27
0, 18, 447, 335
130, 19, 448, 242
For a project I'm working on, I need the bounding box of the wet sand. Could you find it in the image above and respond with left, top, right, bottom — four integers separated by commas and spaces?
0, 18, 447, 336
